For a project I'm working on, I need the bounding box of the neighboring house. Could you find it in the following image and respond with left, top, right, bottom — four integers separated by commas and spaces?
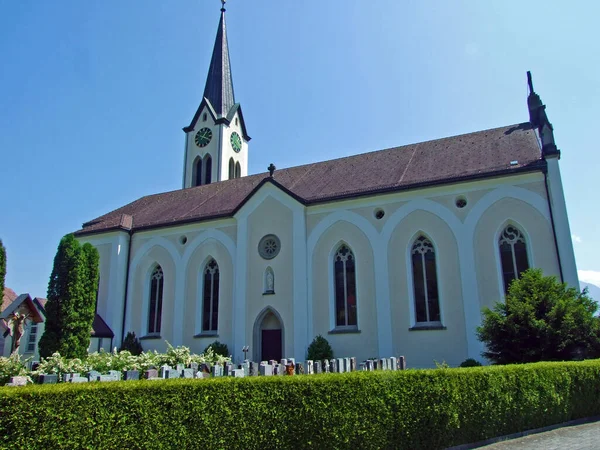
74, 5, 578, 366
1, 290, 46, 363
89, 314, 115, 353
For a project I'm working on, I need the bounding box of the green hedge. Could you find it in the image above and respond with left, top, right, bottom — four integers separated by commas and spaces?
1, 360, 600, 449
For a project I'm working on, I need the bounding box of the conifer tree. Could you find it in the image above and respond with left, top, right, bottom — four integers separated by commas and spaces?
0, 239, 6, 300
39, 234, 99, 359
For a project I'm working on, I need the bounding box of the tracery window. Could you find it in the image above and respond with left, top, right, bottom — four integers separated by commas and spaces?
194, 158, 203, 187
202, 259, 220, 332
334, 244, 357, 328
499, 225, 529, 293
148, 265, 164, 334
229, 158, 235, 180
411, 236, 441, 323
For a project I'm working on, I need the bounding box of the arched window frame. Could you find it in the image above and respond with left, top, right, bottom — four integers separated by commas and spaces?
330, 242, 359, 331
147, 264, 164, 335
197, 258, 220, 335
203, 154, 212, 185
192, 156, 203, 187
495, 222, 532, 298
406, 234, 443, 328
235, 161, 241, 179
228, 158, 235, 180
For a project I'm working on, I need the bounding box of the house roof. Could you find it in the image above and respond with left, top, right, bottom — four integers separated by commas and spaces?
76, 122, 544, 236
91, 314, 114, 338
2, 287, 18, 313
0, 294, 45, 324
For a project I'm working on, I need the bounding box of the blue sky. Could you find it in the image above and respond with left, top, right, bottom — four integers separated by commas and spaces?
1, 1, 599, 298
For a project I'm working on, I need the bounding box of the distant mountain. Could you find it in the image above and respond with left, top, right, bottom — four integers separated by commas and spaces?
580, 281, 600, 315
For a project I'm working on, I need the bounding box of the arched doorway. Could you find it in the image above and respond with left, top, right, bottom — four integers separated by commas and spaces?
253, 307, 284, 362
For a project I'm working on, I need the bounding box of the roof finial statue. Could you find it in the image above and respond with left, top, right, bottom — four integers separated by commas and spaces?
268, 163, 276, 177
221, 0, 226, 12
527, 71, 534, 94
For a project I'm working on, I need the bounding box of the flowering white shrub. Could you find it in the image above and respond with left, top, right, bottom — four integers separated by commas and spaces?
0, 352, 29, 384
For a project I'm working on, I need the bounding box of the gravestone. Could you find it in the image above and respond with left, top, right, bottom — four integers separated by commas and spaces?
390, 357, 398, 371
373, 360, 379, 370
196, 371, 210, 379
330, 359, 337, 373
190, 362, 199, 373
212, 365, 223, 377
39, 374, 58, 384
181, 368, 194, 379
160, 365, 172, 379
288, 358, 296, 366
337, 358, 345, 373
6, 376, 28, 386
124, 370, 140, 381
176, 364, 185, 372
241, 361, 250, 377
232, 369, 245, 378
323, 360, 330, 373
379, 359, 386, 370
359, 363, 366, 371
314, 361, 322, 374
259, 363, 273, 376
64, 373, 79, 383
345, 358, 351, 372
87, 371, 102, 381
399, 356, 406, 370
306, 360, 314, 375
224, 364, 234, 377
98, 375, 116, 382
145, 369, 159, 380
166, 369, 180, 379
295, 362, 304, 375
108, 370, 122, 381
249, 361, 259, 377
366, 360, 374, 371
280, 359, 288, 368
350, 357, 356, 372
71, 376, 88, 383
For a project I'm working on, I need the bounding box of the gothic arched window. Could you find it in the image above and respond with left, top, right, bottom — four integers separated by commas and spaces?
411, 236, 441, 323
194, 158, 203, 187
202, 259, 220, 332
235, 161, 241, 179
148, 265, 164, 334
204, 155, 212, 184
334, 244, 357, 327
229, 158, 235, 180
499, 225, 529, 293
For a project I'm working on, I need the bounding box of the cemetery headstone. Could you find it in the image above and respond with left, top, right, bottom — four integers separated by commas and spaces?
176, 364, 185, 372
160, 365, 172, 379
124, 370, 140, 381
87, 370, 102, 381
295, 362, 304, 375
145, 369, 159, 380
280, 359, 288, 367
350, 357, 356, 372
330, 359, 337, 373
38, 374, 58, 384
306, 360, 314, 375
345, 358, 351, 372
259, 363, 273, 376
249, 361, 259, 377
337, 358, 345, 373
190, 362, 199, 373
390, 357, 398, 371
6, 376, 28, 386
181, 368, 194, 379
359, 363, 366, 371
71, 376, 88, 383
108, 370, 122, 381
232, 369, 245, 378
399, 356, 406, 370
288, 358, 296, 366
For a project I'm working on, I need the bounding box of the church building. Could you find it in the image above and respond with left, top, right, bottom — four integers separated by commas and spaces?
75, 4, 578, 367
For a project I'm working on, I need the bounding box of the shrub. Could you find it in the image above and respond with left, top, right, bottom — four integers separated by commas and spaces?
203, 341, 229, 358
119, 332, 143, 355
459, 358, 482, 367
307, 334, 333, 360
477, 269, 600, 364
0, 353, 28, 385
2, 360, 600, 449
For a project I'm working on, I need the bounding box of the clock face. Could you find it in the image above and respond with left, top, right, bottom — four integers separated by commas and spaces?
194, 128, 212, 148
230, 131, 242, 153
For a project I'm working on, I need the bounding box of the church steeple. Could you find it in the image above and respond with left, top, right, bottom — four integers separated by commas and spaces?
182, 1, 250, 189
203, 3, 235, 118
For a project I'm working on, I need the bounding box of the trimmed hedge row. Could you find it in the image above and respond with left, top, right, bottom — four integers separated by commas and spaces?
1, 360, 600, 449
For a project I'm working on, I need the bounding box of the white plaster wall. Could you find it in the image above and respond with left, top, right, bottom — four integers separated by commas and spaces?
387, 210, 467, 367
311, 221, 378, 362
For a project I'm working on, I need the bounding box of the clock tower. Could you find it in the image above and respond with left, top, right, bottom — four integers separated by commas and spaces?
182, 1, 250, 188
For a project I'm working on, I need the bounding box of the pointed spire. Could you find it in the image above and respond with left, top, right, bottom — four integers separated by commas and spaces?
203, 3, 235, 117
526, 71, 559, 158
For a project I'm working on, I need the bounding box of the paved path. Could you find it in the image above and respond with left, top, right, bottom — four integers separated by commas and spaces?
479, 419, 600, 449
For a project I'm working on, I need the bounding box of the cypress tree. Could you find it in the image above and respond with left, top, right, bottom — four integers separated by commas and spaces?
39, 234, 99, 359
0, 239, 6, 300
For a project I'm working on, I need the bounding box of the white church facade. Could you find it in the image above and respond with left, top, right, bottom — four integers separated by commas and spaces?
76, 5, 578, 367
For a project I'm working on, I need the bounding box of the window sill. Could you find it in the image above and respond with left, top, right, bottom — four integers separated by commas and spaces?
262, 291, 275, 296
328, 327, 361, 335
193, 332, 219, 338
139, 334, 162, 340
409, 324, 447, 331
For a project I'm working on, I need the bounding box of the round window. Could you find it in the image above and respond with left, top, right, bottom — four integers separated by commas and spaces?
258, 234, 281, 260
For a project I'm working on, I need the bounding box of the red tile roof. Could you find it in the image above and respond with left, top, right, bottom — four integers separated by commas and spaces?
76, 122, 544, 236
2, 287, 18, 313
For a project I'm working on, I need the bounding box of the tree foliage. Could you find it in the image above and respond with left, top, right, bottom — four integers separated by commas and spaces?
203, 341, 229, 358
120, 332, 144, 356
0, 239, 6, 301
307, 334, 334, 360
477, 269, 600, 364
38, 234, 100, 359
